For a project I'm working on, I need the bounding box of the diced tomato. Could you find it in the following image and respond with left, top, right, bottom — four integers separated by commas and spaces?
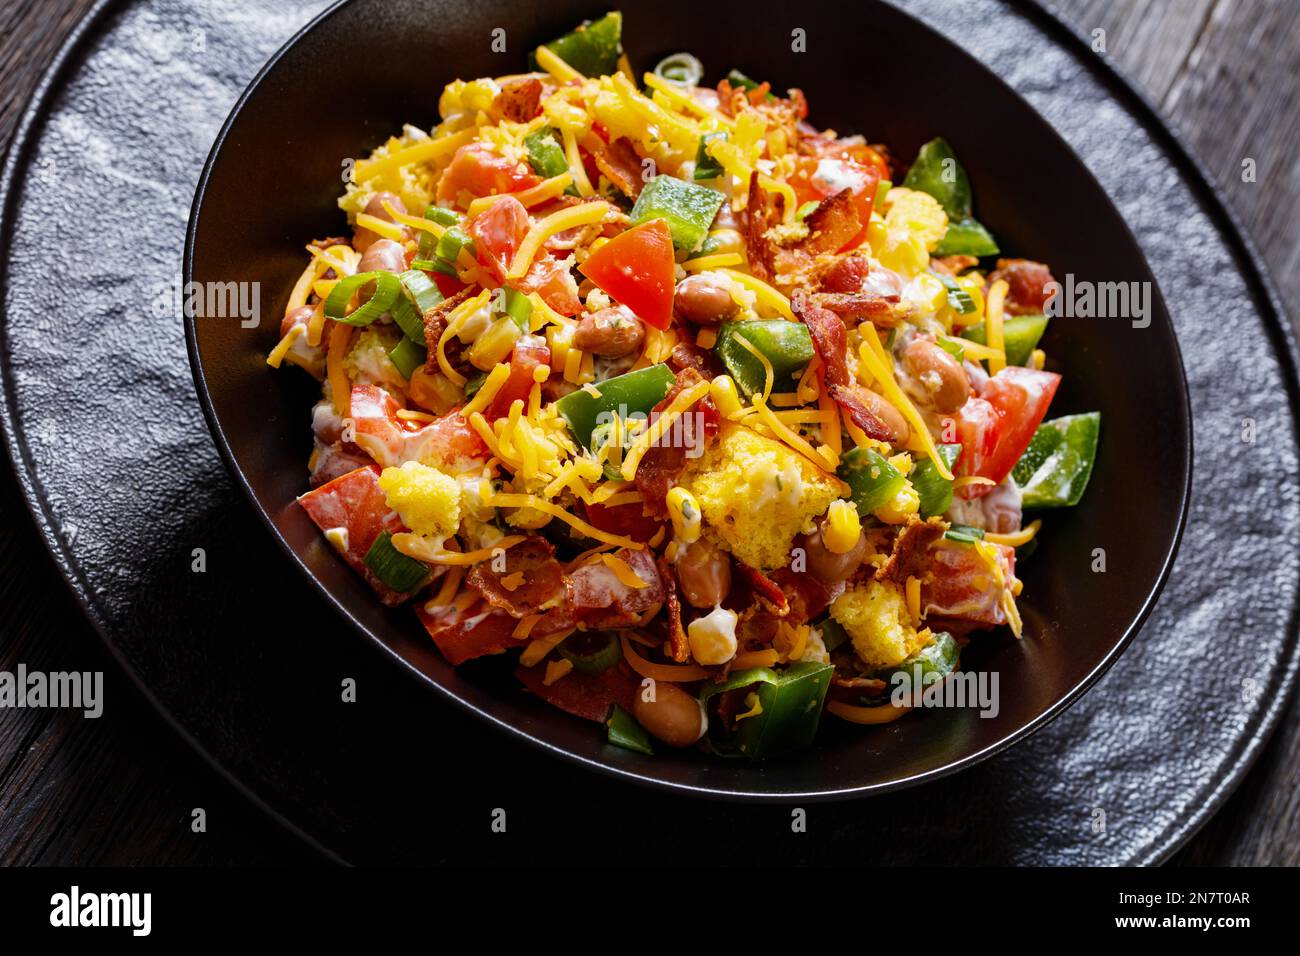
431, 272, 466, 298
516, 253, 581, 316
514, 661, 639, 722
436, 143, 539, 205
297, 466, 409, 606
467, 195, 529, 282
578, 219, 675, 329
486, 336, 550, 420
416, 602, 520, 666
581, 500, 666, 544
954, 367, 1061, 495
350, 384, 487, 467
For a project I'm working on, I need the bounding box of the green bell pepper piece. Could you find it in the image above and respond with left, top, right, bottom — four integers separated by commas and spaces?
523, 127, 580, 196
532, 12, 623, 77
875, 632, 959, 697
554, 363, 676, 449
934, 217, 999, 257
962, 314, 1050, 368
559, 632, 621, 675
606, 704, 654, 755
714, 320, 814, 397
902, 138, 999, 257
694, 132, 727, 181
700, 662, 834, 760
838, 447, 906, 517
817, 617, 849, 653
629, 175, 725, 252
492, 286, 533, 331
912, 443, 963, 517
1011, 412, 1101, 508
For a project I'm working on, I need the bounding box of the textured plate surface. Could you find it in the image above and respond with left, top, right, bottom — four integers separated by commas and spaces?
2, 0, 1297, 863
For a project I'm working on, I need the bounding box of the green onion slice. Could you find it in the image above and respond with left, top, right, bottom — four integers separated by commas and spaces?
363, 531, 430, 592
388, 337, 427, 380
324, 271, 401, 327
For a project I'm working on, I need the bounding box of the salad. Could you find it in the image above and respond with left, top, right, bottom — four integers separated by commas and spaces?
268, 12, 1099, 760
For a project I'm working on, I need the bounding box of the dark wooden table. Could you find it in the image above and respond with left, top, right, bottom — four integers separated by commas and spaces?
1, 0, 1296, 865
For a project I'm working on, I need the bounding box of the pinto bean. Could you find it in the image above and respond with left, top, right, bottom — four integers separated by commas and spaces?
802, 518, 869, 585
673, 275, 739, 325
357, 238, 407, 275
903, 339, 970, 414
675, 539, 732, 608
573, 305, 644, 357
352, 191, 408, 252
851, 385, 910, 445
279, 304, 315, 338
632, 680, 708, 747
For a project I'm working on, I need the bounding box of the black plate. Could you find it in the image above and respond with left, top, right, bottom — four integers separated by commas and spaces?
186, 0, 1190, 797
3, 0, 1295, 864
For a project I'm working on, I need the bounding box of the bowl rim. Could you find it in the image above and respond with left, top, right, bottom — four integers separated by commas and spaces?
182, 0, 1194, 802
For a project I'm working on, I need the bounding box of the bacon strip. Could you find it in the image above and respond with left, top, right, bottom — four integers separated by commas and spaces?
736, 562, 789, 618
581, 133, 644, 199
744, 170, 780, 281
874, 516, 948, 584
493, 77, 543, 122
792, 295, 893, 441
422, 287, 474, 372
800, 188, 861, 255
466, 535, 566, 617
633, 367, 719, 517
658, 556, 690, 663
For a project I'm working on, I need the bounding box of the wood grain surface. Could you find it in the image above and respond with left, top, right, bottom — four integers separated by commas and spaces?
0, 0, 1295, 865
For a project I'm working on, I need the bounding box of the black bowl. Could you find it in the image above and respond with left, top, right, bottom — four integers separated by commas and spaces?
185, 0, 1191, 798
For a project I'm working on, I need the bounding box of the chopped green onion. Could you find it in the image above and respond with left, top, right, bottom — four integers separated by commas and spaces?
944, 524, 985, 544
493, 286, 533, 331
323, 271, 401, 327
874, 178, 892, 208
363, 531, 430, 592
606, 704, 654, 755
936, 337, 966, 362
559, 632, 622, 674
416, 205, 459, 259
726, 69, 774, 99
390, 270, 444, 344
932, 271, 977, 315
437, 226, 475, 266
694, 132, 727, 181
795, 200, 820, 220
388, 337, 427, 380
655, 52, 703, 87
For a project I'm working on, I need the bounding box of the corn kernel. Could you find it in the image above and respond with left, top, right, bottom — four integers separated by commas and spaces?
666, 486, 702, 544
823, 500, 862, 554
709, 374, 743, 418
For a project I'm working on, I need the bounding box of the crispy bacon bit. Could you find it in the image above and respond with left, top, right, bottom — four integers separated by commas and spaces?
770, 567, 838, 622
922, 540, 1018, 628
808, 292, 908, 327
493, 77, 543, 123
667, 339, 724, 377
567, 548, 664, 628
659, 556, 690, 662
581, 133, 645, 199
830, 672, 887, 693
744, 171, 781, 281
801, 189, 861, 255
633, 368, 720, 516
988, 258, 1056, 315
736, 562, 790, 617
422, 287, 474, 372
931, 254, 979, 277
486, 335, 550, 420
466, 535, 566, 617
874, 516, 948, 584
792, 295, 893, 441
